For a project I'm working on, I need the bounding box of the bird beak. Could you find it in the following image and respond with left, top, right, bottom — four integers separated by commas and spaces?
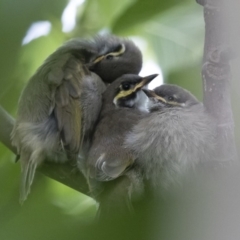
142, 89, 167, 103
134, 74, 159, 92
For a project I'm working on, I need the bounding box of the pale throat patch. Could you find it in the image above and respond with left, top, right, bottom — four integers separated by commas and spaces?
135, 90, 150, 112
113, 90, 149, 113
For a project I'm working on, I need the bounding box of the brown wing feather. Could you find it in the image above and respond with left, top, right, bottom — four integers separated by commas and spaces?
52, 57, 86, 153
13, 50, 103, 203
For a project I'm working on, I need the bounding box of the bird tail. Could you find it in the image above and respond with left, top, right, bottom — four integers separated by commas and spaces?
19, 150, 43, 204
11, 119, 60, 203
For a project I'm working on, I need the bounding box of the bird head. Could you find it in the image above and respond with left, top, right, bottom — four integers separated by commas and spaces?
102, 74, 158, 112
144, 84, 200, 111
86, 35, 142, 83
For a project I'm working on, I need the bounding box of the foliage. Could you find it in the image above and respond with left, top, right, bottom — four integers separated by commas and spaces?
1, 0, 238, 239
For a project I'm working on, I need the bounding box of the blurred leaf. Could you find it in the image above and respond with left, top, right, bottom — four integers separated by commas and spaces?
19, 21, 66, 82
0, 0, 68, 112
48, 180, 96, 220
76, 0, 135, 36
0, 19, 66, 114
112, 0, 190, 34
167, 63, 203, 101
3, 0, 234, 239
142, 3, 204, 76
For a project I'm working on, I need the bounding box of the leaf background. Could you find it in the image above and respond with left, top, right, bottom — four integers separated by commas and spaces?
0, 0, 239, 239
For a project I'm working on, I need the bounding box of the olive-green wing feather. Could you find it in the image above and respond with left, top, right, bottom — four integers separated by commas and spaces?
12, 53, 103, 203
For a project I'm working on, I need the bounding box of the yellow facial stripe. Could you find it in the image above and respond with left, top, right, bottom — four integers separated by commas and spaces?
92, 44, 126, 64
93, 55, 105, 64
106, 44, 126, 57
147, 91, 167, 103
114, 89, 135, 101
167, 101, 185, 107
155, 95, 167, 103
133, 81, 145, 91
113, 79, 146, 103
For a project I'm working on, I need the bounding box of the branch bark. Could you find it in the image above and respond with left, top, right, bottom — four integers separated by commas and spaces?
197, 0, 238, 161
0, 105, 90, 196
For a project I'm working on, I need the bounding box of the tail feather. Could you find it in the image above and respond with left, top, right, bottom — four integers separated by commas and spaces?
28, 160, 38, 187
20, 154, 30, 204
19, 150, 43, 204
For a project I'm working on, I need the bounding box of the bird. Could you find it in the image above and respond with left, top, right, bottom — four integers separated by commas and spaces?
125, 84, 217, 191
85, 73, 158, 217
11, 34, 143, 203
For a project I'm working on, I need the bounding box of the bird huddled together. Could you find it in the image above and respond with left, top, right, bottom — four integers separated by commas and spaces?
11, 34, 217, 216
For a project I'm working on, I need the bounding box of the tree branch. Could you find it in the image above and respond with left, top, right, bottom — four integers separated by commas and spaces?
0, 106, 16, 153
0, 105, 90, 196
197, 0, 238, 161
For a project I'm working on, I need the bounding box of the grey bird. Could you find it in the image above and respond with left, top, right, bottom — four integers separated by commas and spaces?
125, 84, 217, 191
11, 35, 142, 203
86, 73, 158, 216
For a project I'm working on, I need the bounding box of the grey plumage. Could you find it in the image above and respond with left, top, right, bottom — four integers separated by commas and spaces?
125, 84, 217, 190
86, 74, 157, 215
11, 35, 142, 203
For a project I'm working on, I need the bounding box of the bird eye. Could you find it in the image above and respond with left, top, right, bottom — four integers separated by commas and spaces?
122, 83, 131, 90
168, 96, 174, 101
106, 55, 113, 60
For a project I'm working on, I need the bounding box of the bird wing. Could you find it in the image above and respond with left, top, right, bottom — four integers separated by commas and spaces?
48, 54, 106, 153
12, 53, 105, 203
50, 56, 85, 153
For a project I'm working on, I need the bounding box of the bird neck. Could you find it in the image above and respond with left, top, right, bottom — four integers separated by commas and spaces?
100, 90, 118, 115
100, 99, 147, 120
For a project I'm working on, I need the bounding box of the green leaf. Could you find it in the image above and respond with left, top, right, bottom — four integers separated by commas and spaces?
142, 3, 204, 75
75, 0, 135, 36
112, 0, 190, 34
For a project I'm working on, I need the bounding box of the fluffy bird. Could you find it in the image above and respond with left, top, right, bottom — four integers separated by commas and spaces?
125, 84, 217, 190
86, 74, 158, 216
11, 35, 142, 203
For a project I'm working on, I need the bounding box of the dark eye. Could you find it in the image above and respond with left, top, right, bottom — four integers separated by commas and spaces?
122, 83, 131, 90
106, 55, 113, 60
168, 96, 174, 101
